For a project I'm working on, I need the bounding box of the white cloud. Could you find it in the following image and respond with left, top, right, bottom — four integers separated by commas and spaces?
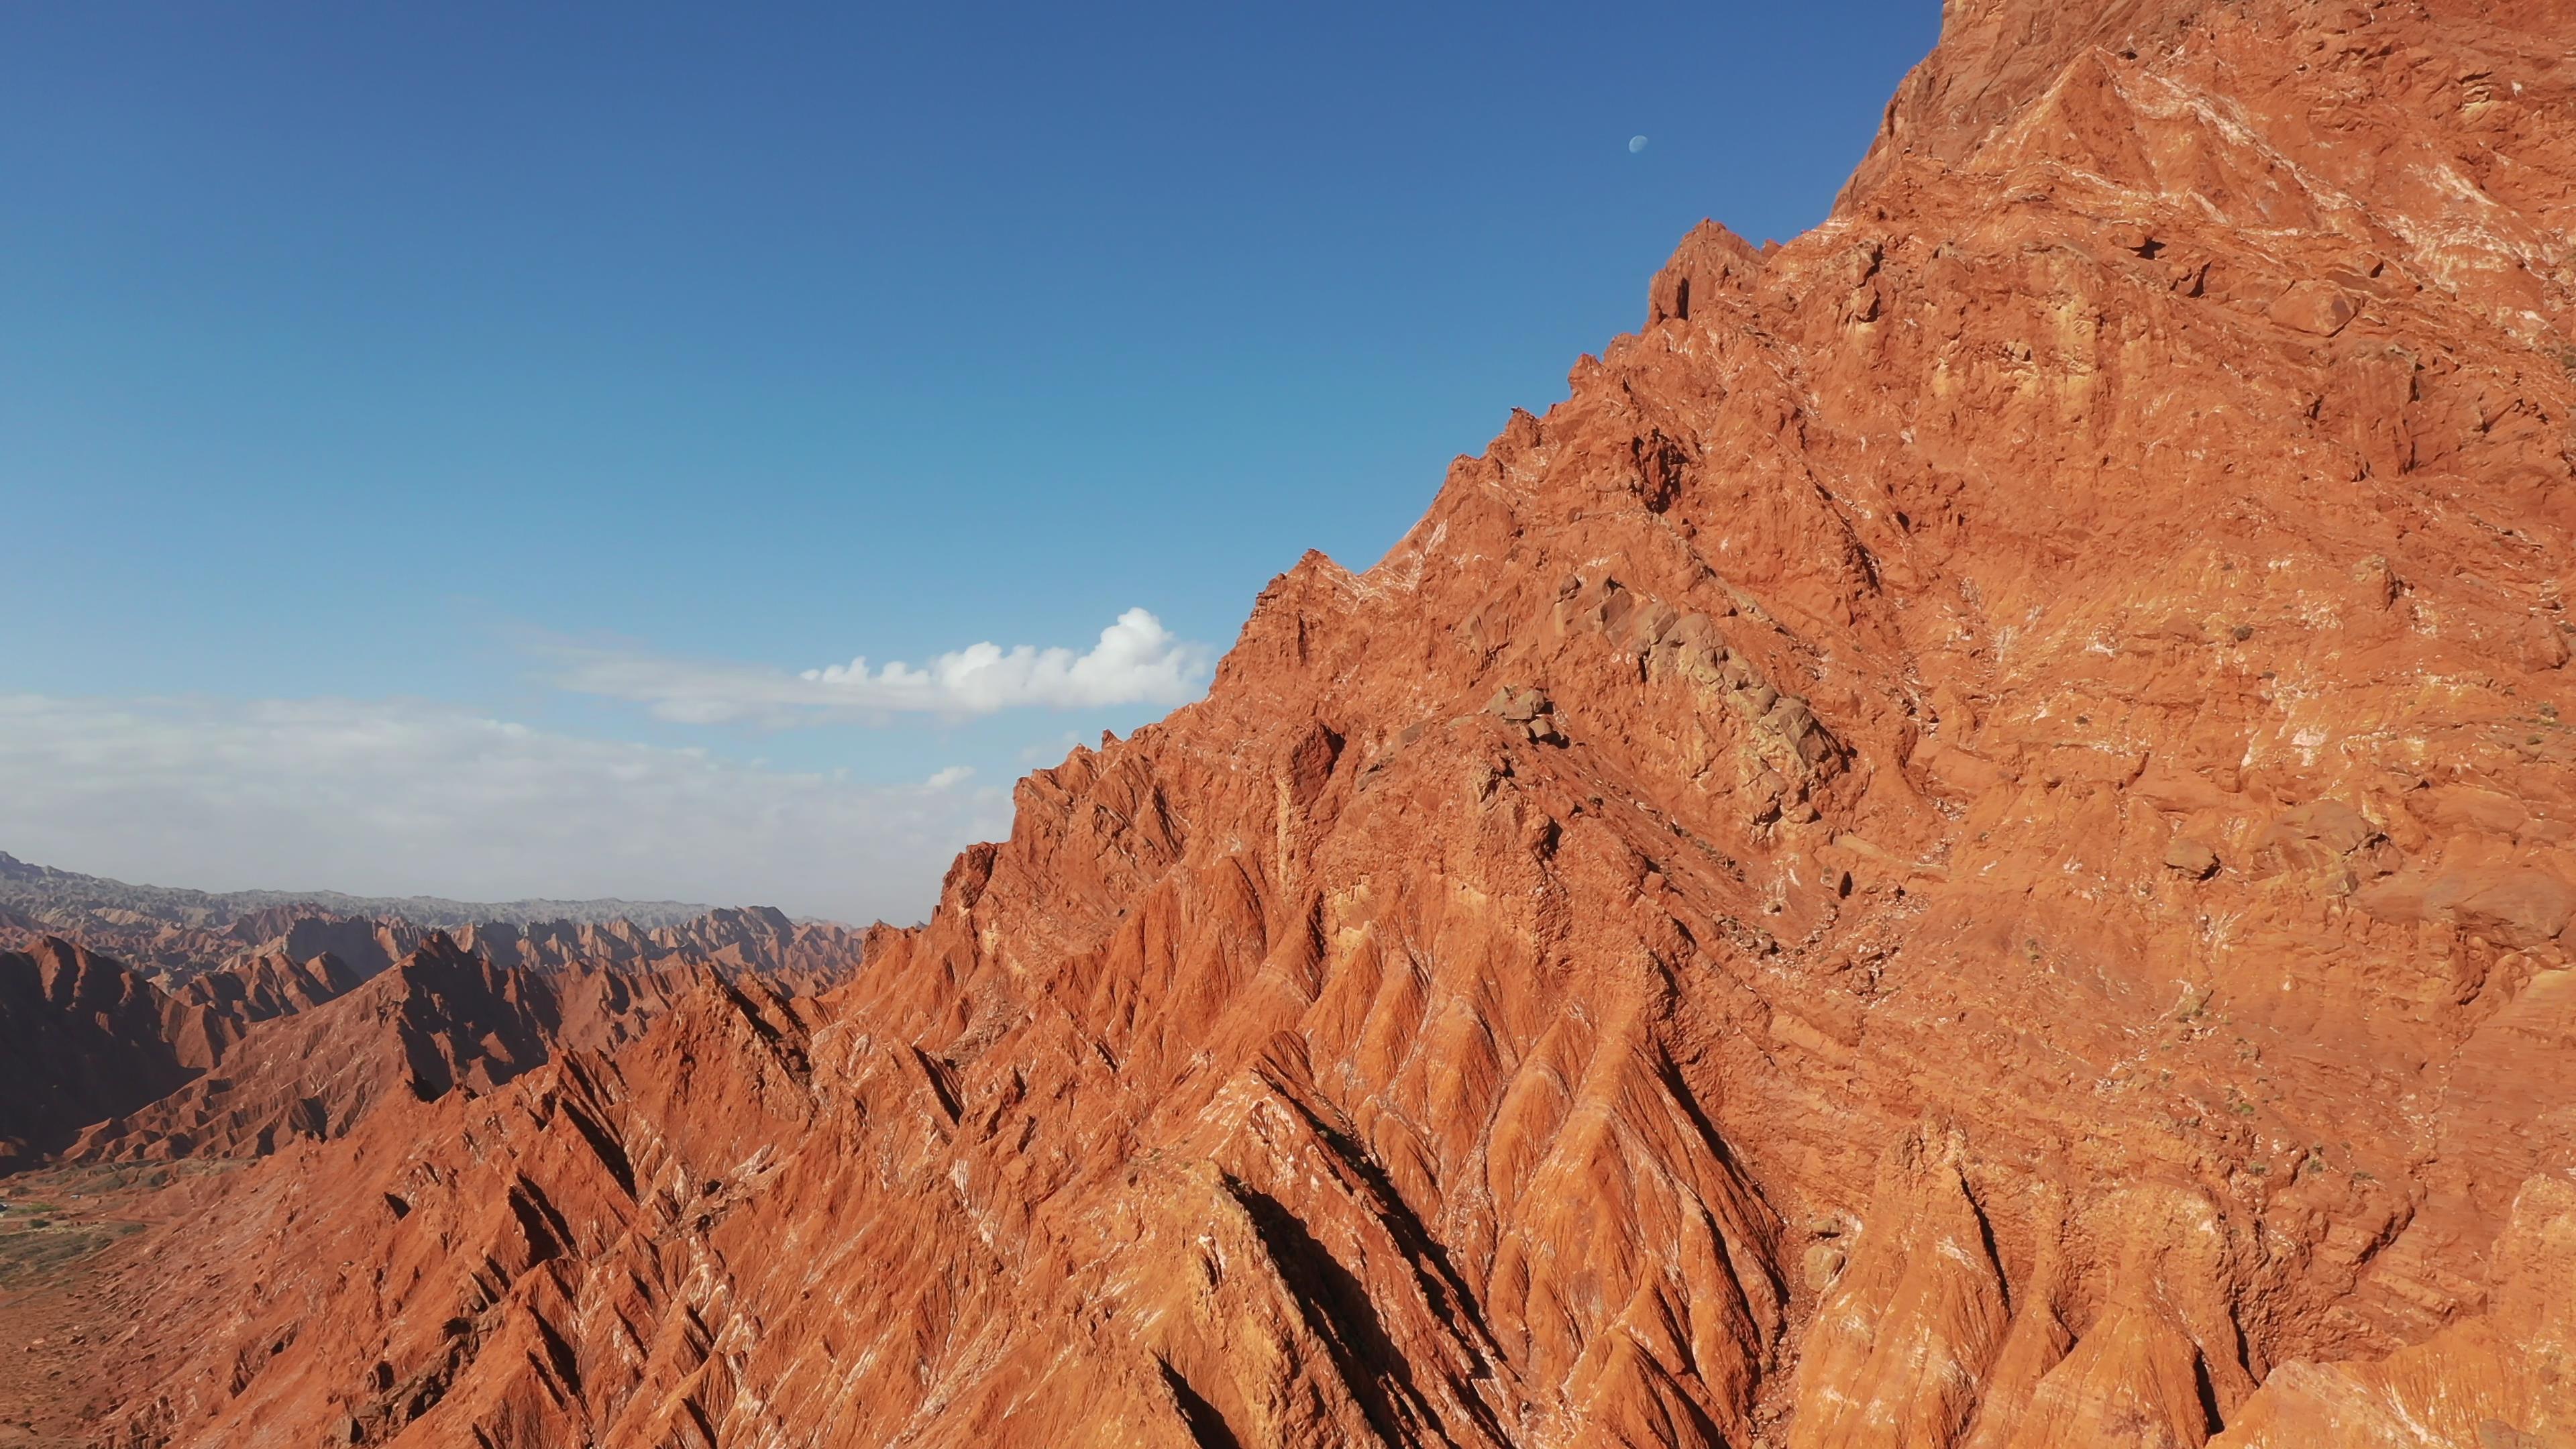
924, 765, 975, 790
0, 694, 1012, 924
549, 607, 1212, 726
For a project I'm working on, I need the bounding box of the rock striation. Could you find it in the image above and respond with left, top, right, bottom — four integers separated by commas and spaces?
34, 0, 2576, 1446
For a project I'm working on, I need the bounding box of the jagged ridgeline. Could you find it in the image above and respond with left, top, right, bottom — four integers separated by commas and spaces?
10, 0, 2576, 1445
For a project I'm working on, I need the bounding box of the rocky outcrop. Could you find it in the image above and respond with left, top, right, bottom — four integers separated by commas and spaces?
2208, 1173, 2576, 1449
0, 940, 191, 1173
158, 948, 372, 1069
0, 916, 867, 1177
72, 937, 802, 1165
42, 0, 2576, 1446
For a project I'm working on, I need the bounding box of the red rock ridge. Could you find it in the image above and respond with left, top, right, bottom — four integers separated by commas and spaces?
16, 938, 863, 1176
0, 940, 190, 1173
67, 936, 725, 1164
157, 948, 374, 1069
43, 0, 2576, 1446
0, 918, 869, 1179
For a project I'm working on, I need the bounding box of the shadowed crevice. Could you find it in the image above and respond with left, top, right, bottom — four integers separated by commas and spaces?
1229, 1178, 1448, 1448
1158, 1360, 1246, 1449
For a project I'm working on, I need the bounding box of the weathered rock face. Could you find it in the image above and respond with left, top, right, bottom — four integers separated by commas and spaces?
0, 941, 190, 1173
67, 937, 734, 1165
157, 947, 374, 1070
2211, 1173, 2576, 1448
52, 1, 2576, 1446
0, 920, 868, 1181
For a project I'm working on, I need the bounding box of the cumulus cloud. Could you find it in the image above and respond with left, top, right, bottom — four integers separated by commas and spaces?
924, 765, 975, 790
549, 607, 1213, 726
0, 694, 1012, 924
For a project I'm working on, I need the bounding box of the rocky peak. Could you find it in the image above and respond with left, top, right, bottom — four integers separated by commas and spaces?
23, 1, 2576, 1446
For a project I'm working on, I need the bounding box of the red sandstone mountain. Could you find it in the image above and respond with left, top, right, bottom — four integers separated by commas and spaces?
0, 914, 866, 1181
68, 936, 738, 1164
155, 946, 376, 1069
26, 0, 2576, 1445
0, 941, 190, 1173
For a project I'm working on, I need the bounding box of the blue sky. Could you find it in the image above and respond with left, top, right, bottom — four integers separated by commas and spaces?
2, 2, 1941, 920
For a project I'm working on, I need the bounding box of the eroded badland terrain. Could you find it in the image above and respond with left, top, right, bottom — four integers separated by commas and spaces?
7, 0, 2576, 1444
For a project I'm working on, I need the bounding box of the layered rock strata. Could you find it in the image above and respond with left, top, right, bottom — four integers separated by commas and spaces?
48, 0, 2576, 1445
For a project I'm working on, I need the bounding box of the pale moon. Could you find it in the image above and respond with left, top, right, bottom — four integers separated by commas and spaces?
1628, 135, 1648, 153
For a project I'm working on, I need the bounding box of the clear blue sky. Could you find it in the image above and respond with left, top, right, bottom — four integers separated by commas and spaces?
1, 2, 1941, 920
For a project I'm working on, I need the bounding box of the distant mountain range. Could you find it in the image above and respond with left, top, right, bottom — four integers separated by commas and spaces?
0, 855, 877, 1174
0, 849, 713, 930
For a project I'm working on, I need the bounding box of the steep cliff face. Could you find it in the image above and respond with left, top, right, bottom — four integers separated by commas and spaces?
67, 938, 732, 1165
63, 1, 2576, 1446
0, 918, 869, 1182
0, 941, 190, 1173
157, 947, 375, 1069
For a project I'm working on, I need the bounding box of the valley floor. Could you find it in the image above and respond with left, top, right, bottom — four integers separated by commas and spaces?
0, 1167, 225, 1448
